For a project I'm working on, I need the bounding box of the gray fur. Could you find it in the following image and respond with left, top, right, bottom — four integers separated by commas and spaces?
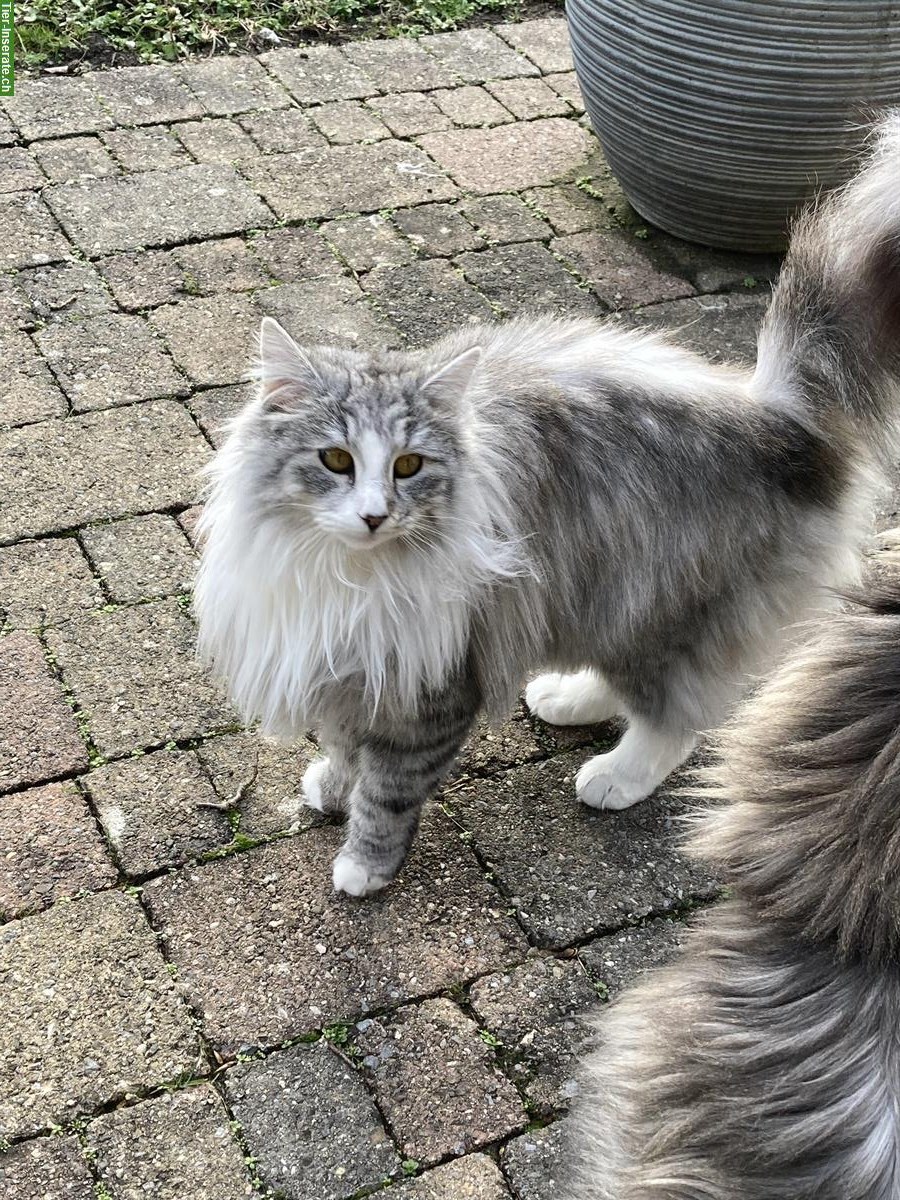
196, 114, 900, 894
567, 578, 900, 1200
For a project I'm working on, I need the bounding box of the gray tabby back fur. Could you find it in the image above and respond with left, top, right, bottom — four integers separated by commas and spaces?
568, 578, 900, 1199
195, 114, 900, 896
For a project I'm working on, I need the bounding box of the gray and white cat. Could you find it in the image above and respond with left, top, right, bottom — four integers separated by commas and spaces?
195, 114, 900, 897
568, 575, 900, 1199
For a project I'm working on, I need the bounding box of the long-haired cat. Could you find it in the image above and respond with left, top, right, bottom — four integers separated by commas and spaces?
195, 114, 900, 896
568, 574, 900, 1199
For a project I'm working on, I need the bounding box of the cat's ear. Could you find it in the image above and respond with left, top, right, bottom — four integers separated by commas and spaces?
257, 316, 321, 412
421, 346, 482, 407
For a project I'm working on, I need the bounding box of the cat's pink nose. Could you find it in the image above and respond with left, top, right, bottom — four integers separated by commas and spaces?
361, 512, 387, 531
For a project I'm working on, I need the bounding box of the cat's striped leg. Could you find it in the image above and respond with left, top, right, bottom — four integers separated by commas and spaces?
332, 685, 477, 897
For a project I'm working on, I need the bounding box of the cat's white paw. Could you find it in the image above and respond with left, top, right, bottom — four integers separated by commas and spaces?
301, 757, 331, 812
576, 754, 649, 811
525, 671, 618, 726
332, 852, 391, 897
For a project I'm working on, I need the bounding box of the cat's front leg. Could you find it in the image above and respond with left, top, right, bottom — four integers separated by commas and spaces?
331, 682, 478, 897
301, 747, 357, 815
576, 716, 696, 811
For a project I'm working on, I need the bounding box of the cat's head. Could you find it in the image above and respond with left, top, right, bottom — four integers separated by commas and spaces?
241, 316, 483, 553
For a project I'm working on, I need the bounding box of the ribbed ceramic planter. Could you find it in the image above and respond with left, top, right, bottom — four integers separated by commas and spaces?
568, 0, 900, 250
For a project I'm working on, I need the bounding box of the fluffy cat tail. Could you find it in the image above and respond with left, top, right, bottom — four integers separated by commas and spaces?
754, 110, 900, 452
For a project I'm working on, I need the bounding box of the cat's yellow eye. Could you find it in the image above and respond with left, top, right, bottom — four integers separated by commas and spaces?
320, 448, 353, 474
394, 453, 423, 479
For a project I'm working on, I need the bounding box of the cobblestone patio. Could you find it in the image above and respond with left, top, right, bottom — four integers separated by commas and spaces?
0, 16, 876, 1198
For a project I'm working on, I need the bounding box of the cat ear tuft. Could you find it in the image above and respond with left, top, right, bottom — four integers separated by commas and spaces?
422, 346, 482, 406
257, 316, 321, 412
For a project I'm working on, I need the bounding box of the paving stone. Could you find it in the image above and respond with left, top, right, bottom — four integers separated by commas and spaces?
0, 781, 116, 921
623, 292, 769, 364
20, 261, 115, 323
369, 92, 451, 137
89, 66, 204, 126
0, 110, 16, 146
87, 1083, 253, 1200
259, 46, 377, 105
552, 231, 696, 308
112, 239, 268, 304
0, 1134, 95, 1200
143, 811, 527, 1052
544, 71, 584, 112
396, 1156, 512, 1200
80, 514, 196, 602
362, 260, 492, 346
650, 234, 781, 294
420, 29, 540, 83
190, 383, 252, 448
46, 164, 273, 257
446, 752, 718, 947
177, 237, 271, 295
102, 124, 192, 172
356, 997, 526, 1164
45, 598, 234, 758
180, 55, 291, 116
486, 78, 570, 120
84, 750, 229, 876
2, 192, 72, 268
0, 275, 32, 333
174, 117, 261, 166
321, 214, 415, 271
394, 203, 483, 256
259, 277, 399, 350
98, 248, 187, 310
251, 225, 343, 282
0, 399, 210, 541
3, 76, 115, 140
0, 147, 43, 192
0, 633, 87, 793
457, 243, 596, 317
195, 730, 319, 838
245, 140, 456, 221
432, 85, 513, 128
501, 1122, 569, 1200
177, 505, 204, 547
311, 100, 389, 144
469, 957, 598, 1114
343, 38, 458, 91
226, 1041, 400, 1200
461, 195, 550, 244
497, 19, 575, 74
0, 538, 101, 630
457, 716, 545, 776
31, 135, 119, 183
577, 917, 685, 1000
419, 119, 593, 194
0, 327, 67, 426
238, 107, 327, 154
0, 890, 201, 1139
36, 313, 186, 412
150, 292, 260, 386
524, 184, 608, 235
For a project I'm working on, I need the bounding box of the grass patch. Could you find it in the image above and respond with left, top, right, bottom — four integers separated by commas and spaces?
17, 0, 535, 67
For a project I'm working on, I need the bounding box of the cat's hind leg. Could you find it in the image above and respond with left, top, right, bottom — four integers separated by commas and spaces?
576, 716, 696, 811
525, 669, 621, 726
